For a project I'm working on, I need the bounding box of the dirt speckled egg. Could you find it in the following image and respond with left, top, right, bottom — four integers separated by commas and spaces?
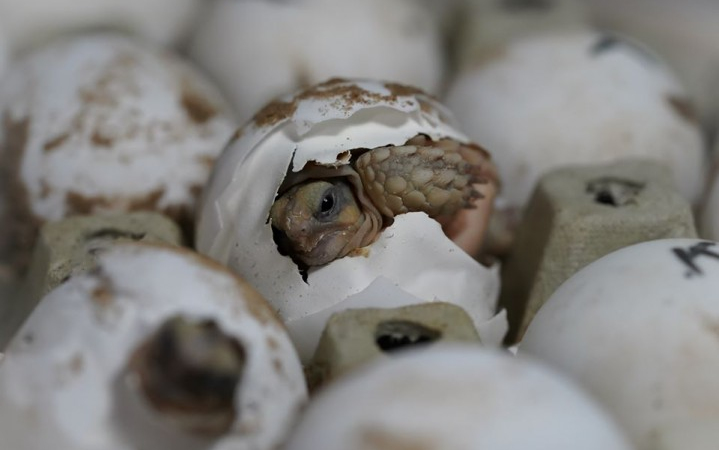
197, 78, 506, 362
0, 33, 236, 273
284, 345, 633, 450
446, 30, 706, 228
0, 0, 202, 52
189, 0, 445, 123
521, 238, 719, 450
0, 243, 307, 450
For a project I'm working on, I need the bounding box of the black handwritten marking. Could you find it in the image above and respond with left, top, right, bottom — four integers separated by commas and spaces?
672, 242, 719, 278
590, 33, 657, 64
591, 34, 620, 55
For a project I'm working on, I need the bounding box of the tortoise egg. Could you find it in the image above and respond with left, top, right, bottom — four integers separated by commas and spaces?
188, 0, 444, 122
196, 78, 506, 362
0, 243, 307, 450
585, 0, 719, 124
0, 0, 202, 52
521, 238, 719, 450
284, 345, 633, 450
0, 33, 236, 275
446, 30, 705, 235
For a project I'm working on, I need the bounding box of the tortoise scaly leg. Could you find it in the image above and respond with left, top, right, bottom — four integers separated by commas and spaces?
355, 138, 492, 219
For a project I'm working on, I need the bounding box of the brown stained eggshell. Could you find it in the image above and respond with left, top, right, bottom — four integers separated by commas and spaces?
0, 243, 307, 450
0, 33, 237, 275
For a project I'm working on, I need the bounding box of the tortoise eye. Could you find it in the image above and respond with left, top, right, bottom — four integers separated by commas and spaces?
316, 186, 337, 220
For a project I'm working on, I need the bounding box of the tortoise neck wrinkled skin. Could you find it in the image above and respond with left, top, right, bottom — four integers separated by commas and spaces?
269, 136, 497, 267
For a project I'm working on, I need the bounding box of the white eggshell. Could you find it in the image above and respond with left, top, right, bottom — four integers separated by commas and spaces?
0, 243, 307, 450
189, 0, 444, 123
284, 345, 633, 450
585, 0, 719, 124
446, 30, 706, 215
0, 33, 236, 224
0, 0, 201, 52
197, 78, 505, 362
521, 238, 719, 450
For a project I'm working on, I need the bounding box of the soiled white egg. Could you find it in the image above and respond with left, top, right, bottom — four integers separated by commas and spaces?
446, 30, 706, 236
196, 78, 506, 362
189, 0, 445, 123
0, 33, 236, 274
0, 0, 201, 53
284, 345, 634, 450
0, 243, 307, 450
521, 238, 719, 450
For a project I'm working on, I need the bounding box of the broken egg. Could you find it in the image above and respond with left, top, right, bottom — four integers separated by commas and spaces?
0, 0, 202, 53
196, 78, 506, 362
0, 243, 307, 450
521, 238, 719, 450
0, 33, 236, 274
188, 0, 445, 123
284, 345, 634, 450
446, 30, 706, 241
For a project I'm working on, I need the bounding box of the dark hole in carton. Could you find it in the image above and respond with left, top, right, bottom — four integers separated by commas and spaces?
374, 320, 442, 353
86, 229, 146, 241
586, 177, 645, 207
500, 0, 552, 11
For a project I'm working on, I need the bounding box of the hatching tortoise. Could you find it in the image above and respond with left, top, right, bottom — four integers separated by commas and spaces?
270, 134, 498, 267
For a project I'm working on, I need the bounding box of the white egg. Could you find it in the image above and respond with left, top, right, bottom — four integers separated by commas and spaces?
585, 0, 719, 125
285, 345, 634, 450
521, 238, 719, 450
0, 0, 202, 53
0, 33, 236, 274
0, 243, 307, 450
445, 30, 706, 227
189, 0, 444, 123
196, 78, 506, 362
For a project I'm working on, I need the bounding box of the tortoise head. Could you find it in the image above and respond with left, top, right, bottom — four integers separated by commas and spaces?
270, 178, 379, 267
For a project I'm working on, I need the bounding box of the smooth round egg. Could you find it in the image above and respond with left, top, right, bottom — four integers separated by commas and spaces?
0, 33, 236, 274
446, 30, 706, 225
521, 238, 719, 450
285, 345, 633, 450
0, 243, 307, 450
189, 0, 445, 123
196, 78, 506, 362
586, 0, 719, 126
0, 0, 202, 53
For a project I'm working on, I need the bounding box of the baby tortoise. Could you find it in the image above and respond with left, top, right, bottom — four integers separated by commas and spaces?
270, 134, 498, 267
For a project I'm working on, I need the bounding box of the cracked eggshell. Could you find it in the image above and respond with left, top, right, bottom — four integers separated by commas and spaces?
0, 33, 236, 272
0, 243, 307, 450
446, 30, 706, 221
521, 238, 719, 450
197, 78, 505, 362
284, 345, 633, 450
188, 0, 444, 123
0, 0, 202, 52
